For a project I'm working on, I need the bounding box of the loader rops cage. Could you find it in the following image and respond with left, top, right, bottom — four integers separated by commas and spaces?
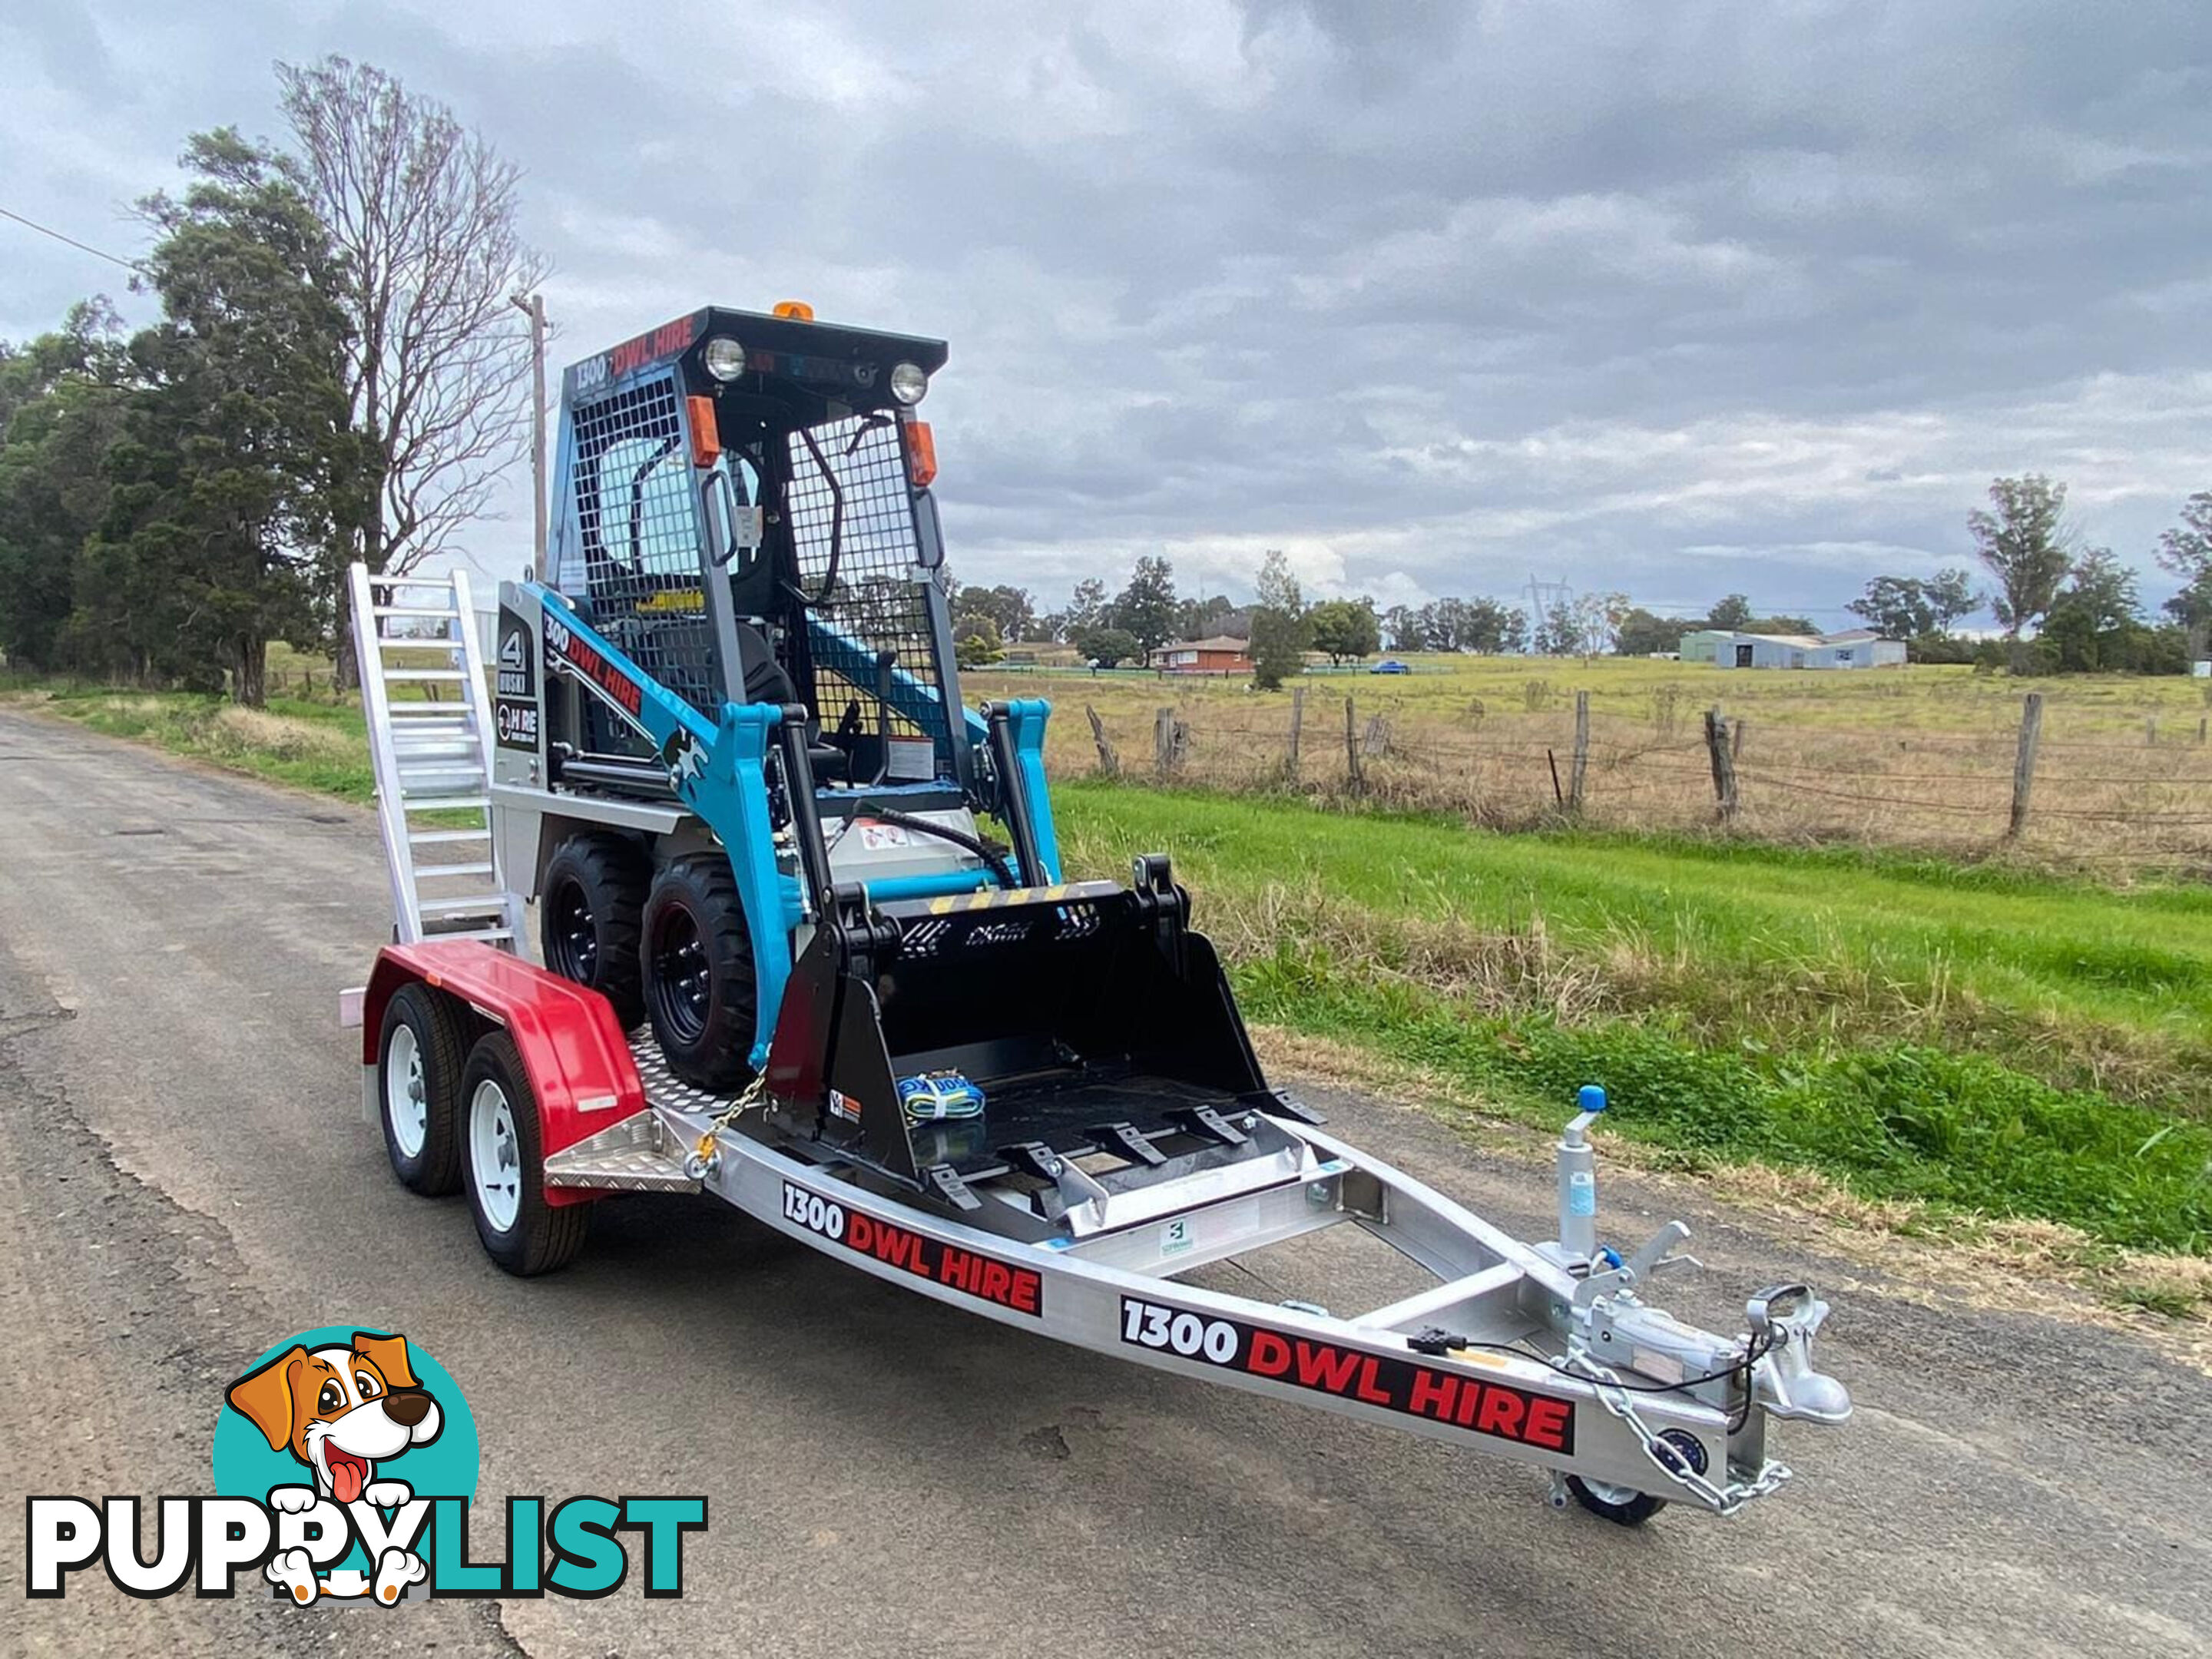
339, 301, 1849, 1531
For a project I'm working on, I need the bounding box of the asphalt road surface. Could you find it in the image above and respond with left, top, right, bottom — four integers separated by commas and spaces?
3, 704, 2209, 1658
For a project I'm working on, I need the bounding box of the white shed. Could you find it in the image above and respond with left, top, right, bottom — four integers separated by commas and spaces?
1710, 628, 1904, 669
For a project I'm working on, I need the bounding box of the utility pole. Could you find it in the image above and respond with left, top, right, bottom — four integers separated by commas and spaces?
1522, 573, 1573, 655
510, 290, 549, 581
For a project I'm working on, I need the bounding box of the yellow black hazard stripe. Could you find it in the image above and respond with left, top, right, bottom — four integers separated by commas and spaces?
906, 880, 1122, 916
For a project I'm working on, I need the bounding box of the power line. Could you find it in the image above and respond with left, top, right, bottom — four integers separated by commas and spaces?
0, 205, 144, 273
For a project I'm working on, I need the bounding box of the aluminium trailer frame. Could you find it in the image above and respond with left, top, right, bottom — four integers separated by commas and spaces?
350, 940, 1848, 1523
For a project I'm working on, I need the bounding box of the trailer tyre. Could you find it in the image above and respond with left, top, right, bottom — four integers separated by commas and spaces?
377, 983, 467, 1196
642, 854, 757, 1091
540, 834, 651, 1029
460, 1031, 590, 1277
1565, 1476, 1667, 1527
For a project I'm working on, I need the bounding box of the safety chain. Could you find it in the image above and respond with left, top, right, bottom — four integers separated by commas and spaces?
1567, 1353, 1793, 1515
683, 1071, 770, 1181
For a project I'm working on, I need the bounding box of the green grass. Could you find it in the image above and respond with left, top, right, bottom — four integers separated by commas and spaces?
1051, 780, 2212, 1254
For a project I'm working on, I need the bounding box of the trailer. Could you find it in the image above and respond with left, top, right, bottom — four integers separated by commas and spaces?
338, 303, 1847, 1528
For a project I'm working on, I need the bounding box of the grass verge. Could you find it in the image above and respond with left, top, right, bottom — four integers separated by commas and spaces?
19, 685, 375, 800
1051, 780, 2212, 1267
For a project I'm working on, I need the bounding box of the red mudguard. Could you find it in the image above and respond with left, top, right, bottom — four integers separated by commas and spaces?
359, 942, 643, 1204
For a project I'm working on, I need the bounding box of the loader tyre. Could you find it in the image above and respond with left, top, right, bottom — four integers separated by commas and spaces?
540, 833, 650, 1028
641, 853, 757, 1091
377, 982, 467, 1195
460, 1031, 589, 1276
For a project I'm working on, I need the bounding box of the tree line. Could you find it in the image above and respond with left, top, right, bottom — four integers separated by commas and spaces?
0, 59, 541, 704
1962, 475, 2210, 674
959, 475, 2212, 687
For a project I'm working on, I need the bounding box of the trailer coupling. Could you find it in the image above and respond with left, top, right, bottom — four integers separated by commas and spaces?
1498, 1086, 1850, 1514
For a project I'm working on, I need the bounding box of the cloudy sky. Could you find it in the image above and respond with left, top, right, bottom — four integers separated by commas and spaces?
5, 1, 2210, 624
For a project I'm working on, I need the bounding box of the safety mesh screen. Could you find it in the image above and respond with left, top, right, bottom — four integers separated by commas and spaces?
783, 416, 949, 757
565, 373, 719, 715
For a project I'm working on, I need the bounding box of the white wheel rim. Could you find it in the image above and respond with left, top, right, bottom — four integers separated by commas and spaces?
385, 1025, 428, 1158
469, 1078, 523, 1232
1580, 1479, 1641, 1507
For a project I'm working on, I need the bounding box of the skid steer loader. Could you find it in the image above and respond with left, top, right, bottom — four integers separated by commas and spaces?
486, 302, 1274, 1193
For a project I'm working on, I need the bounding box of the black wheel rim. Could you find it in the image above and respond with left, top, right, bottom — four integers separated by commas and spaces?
548, 879, 597, 982
649, 906, 710, 1045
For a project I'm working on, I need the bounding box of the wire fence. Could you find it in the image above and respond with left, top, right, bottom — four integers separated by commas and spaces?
257, 652, 2212, 872
1019, 682, 2212, 872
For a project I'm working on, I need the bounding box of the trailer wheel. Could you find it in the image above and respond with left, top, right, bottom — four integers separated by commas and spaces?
540, 834, 650, 1029
460, 1031, 589, 1276
1565, 1476, 1667, 1527
377, 983, 466, 1195
641, 854, 757, 1091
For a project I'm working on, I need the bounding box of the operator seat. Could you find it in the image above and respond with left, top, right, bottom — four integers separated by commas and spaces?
733, 618, 849, 784
732, 620, 795, 705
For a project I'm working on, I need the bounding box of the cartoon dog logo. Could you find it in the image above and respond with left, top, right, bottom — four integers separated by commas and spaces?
225, 1331, 442, 1604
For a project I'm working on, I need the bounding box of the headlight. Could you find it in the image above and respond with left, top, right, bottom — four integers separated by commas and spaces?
702, 336, 747, 382
889, 361, 929, 405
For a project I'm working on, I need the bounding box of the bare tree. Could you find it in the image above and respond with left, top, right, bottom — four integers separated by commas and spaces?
1968, 474, 2075, 672
277, 57, 548, 671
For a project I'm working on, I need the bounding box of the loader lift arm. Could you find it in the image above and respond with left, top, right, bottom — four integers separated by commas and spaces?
533, 588, 808, 1065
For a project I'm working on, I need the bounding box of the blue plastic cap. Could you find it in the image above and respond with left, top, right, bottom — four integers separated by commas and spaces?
1578, 1084, 1608, 1114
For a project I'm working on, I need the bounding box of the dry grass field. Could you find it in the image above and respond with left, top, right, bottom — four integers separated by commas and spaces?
966, 657, 2212, 873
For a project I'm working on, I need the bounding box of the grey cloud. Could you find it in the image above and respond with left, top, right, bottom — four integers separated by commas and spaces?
2, 0, 2209, 618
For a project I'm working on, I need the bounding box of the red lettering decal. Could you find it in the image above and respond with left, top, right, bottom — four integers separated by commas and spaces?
979, 1261, 1012, 1305
1453, 1382, 1489, 1428
1247, 1330, 1292, 1377
1292, 1341, 1363, 1396
1407, 1368, 1459, 1422
937, 1245, 975, 1293
1474, 1386, 1527, 1441
846, 1214, 872, 1253
1007, 1269, 1041, 1315
1522, 1396, 1573, 1452
1353, 1357, 1392, 1406
861, 1218, 913, 1272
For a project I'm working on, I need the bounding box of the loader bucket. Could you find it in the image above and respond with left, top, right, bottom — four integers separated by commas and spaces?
763, 860, 1273, 1188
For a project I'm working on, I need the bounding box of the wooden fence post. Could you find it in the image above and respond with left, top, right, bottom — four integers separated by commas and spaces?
1286, 685, 1305, 780
1703, 707, 1739, 823
1343, 695, 1364, 795
1084, 704, 1119, 776
1730, 717, 1747, 759
2008, 691, 2043, 839
1569, 690, 1589, 811
1154, 707, 1177, 777
2145, 717, 2157, 747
